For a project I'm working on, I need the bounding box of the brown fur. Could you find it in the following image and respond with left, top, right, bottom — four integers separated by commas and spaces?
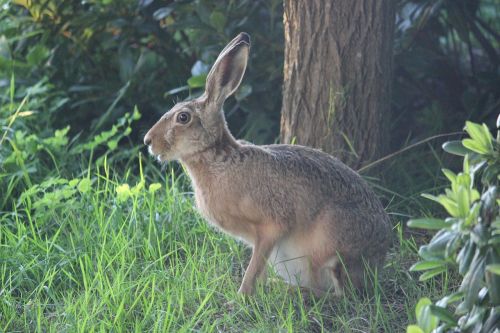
144, 33, 391, 296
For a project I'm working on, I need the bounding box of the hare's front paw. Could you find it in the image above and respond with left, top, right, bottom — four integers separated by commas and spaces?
237, 283, 254, 296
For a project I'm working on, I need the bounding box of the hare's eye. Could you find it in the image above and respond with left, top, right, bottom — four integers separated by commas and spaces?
177, 112, 191, 124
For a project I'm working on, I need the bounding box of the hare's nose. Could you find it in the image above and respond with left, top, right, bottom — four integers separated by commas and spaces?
144, 135, 152, 146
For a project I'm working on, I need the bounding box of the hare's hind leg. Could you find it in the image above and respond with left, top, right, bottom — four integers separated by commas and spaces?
312, 256, 366, 296
324, 256, 367, 296
313, 256, 344, 297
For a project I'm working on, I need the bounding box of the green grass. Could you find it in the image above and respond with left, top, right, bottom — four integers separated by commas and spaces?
0, 155, 453, 332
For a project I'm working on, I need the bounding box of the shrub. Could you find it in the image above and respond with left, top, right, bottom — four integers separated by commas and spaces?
407, 119, 500, 333
1, 0, 191, 134
1, 0, 283, 144
0, 74, 141, 211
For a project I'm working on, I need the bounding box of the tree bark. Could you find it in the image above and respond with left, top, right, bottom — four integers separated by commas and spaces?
280, 0, 395, 169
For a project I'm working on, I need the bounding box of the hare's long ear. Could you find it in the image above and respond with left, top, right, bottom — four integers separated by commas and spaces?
204, 32, 250, 108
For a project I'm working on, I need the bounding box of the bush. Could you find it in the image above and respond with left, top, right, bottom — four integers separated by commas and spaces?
1, 0, 283, 144
1, 0, 191, 133
393, 0, 500, 145
0, 74, 142, 211
407, 119, 500, 333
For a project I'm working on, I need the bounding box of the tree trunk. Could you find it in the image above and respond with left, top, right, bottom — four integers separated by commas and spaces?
280, 0, 395, 169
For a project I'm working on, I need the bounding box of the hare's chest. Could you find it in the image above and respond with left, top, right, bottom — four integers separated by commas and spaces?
192, 184, 257, 244
193, 188, 217, 223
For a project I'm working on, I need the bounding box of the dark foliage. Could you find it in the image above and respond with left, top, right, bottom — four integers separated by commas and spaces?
2, 0, 497, 147
1, 0, 283, 145
0, 0, 498, 203
393, 0, 499, 147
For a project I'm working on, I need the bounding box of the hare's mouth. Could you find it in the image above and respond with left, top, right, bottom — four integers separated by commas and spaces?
147, 146, 162, 160
147, 147, 170, 162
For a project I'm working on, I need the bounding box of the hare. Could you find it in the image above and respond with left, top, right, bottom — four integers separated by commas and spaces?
144, 33, 391, 296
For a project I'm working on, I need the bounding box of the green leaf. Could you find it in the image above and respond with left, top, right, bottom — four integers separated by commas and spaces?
421, 193, 440, 203
419, 266, 447, 281
416, 297, 431, 318
486, 264, 500, 275
116, 183, 131, 202
422, 193, 461, 217
420, 229, 461, 262
408, 218, 448, 230
481, 186, 497, 222
26, 44, 49, 66
194, 1, 211, 24
69, 178, 80, 187
442, 140, 472, 156
77, 178, 92, 193
153, 6, 174, 21
132, 106, 141, 120
482, 164, 500, 185
464, 203, 480, 226
456, 172, 471, 190
483, 309, 500, 332
148, 183, 162, 194
44, 126, 70, 148
410, 260, 446, 272
481, 123, 494, 147
209, 11, 226, 32
437, 196, 460, 217
187, 74, 207, 88
464, 121, 493, 152
488, 236, 500, 244
107, 139, 118, 150
463, 138, 489, 154
486, 260, 500, 305
464, 121, 484, 141
406, 325, 425, 333
471, 224, 489, 247
437, 291, 464, 307
470, 189, 481, 203
459, 252, 485, 311
456, 186, 470, 218
415, 298, 439, 333
442, 168, 457, 184
131, 181, 144, 195
463, 154, 470, 174
444, 233, 461, 258
429, 305, 457, 326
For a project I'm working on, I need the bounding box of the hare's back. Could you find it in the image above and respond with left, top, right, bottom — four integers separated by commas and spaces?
261, 144, 379, 207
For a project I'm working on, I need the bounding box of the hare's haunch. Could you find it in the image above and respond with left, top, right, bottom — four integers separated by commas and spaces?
144, 33, 391, 296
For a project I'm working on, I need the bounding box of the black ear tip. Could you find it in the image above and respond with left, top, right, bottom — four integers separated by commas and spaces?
237, 32, 251, 45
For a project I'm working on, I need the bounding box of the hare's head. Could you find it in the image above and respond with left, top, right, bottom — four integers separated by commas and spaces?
144, 33, 250, 161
